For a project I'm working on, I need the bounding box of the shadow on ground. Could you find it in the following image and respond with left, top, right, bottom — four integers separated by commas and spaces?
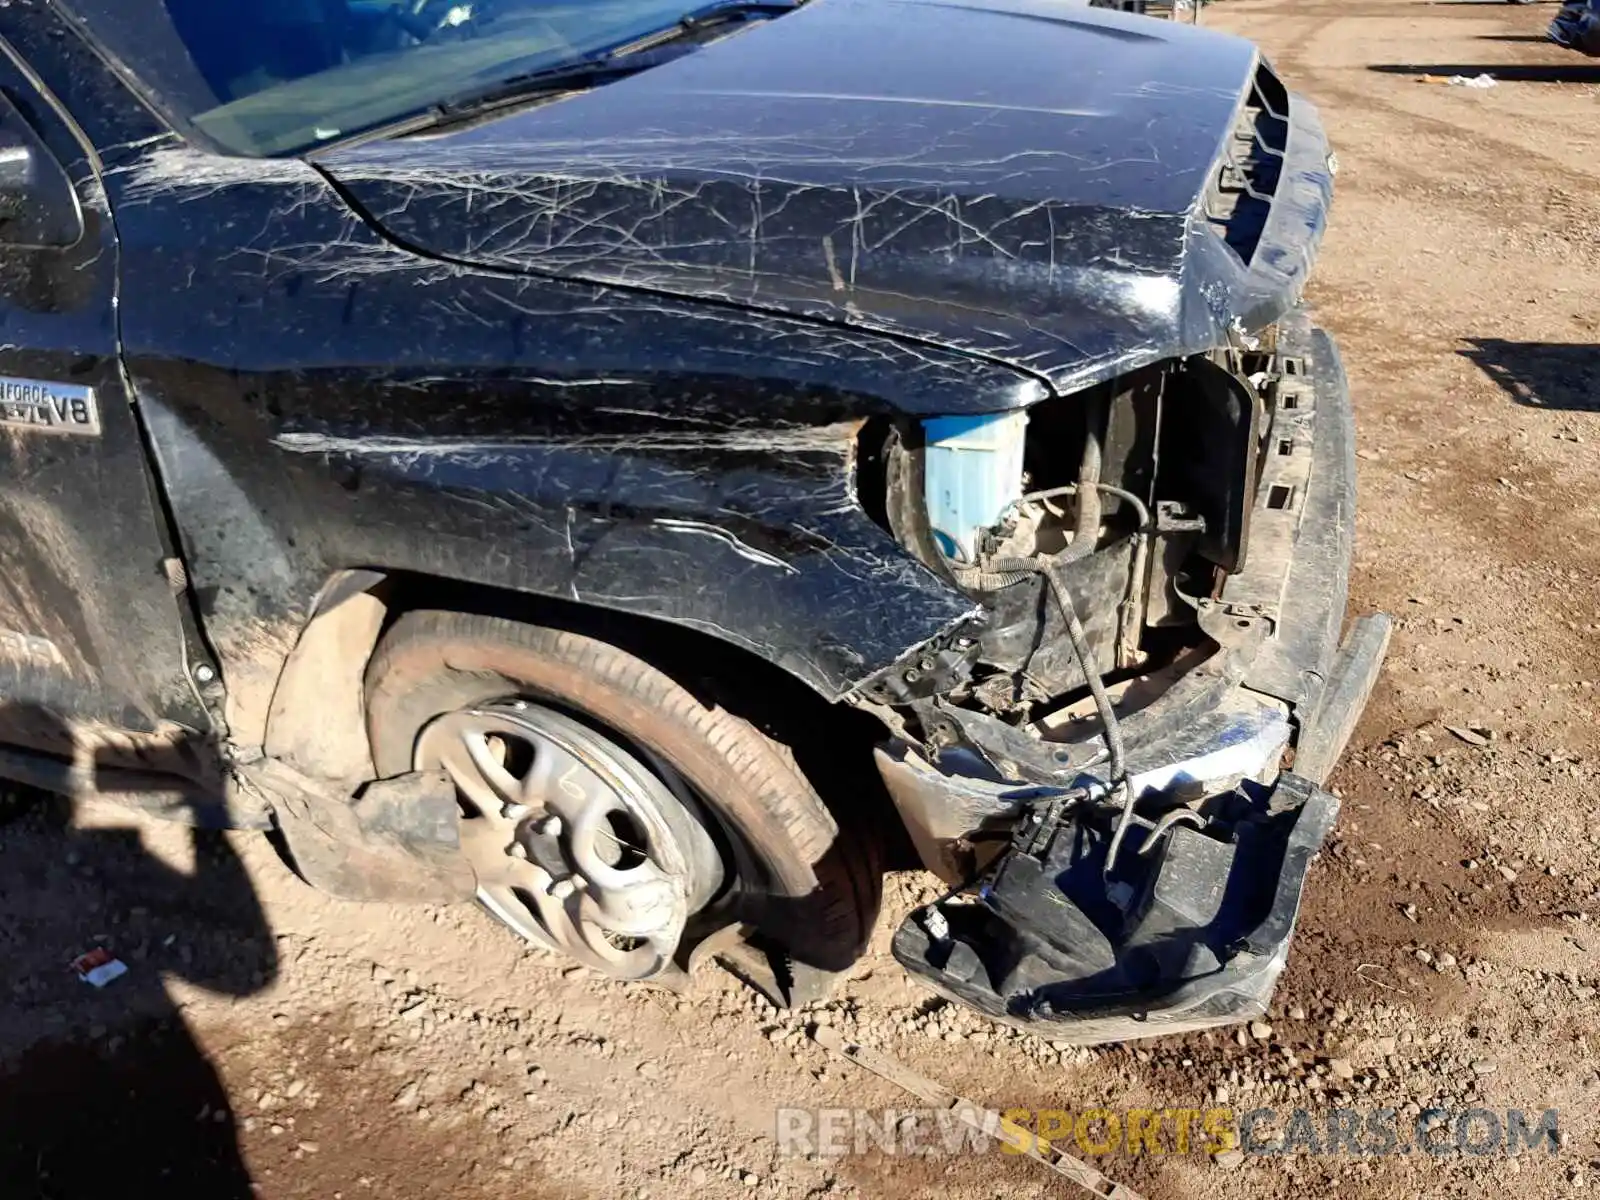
0, 705, 275, 1198
1369, 61, 1600, 82
1459, 339, 1600, 411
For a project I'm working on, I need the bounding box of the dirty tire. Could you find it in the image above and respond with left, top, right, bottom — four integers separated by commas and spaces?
363, 609, 880, 972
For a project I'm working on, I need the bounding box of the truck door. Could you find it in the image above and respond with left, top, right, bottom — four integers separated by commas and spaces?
0, 41, 210, 752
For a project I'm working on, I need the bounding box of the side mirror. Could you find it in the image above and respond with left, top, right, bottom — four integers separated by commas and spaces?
0, 104, 83, 250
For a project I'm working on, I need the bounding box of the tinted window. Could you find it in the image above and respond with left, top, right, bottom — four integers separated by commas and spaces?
51, 0, 697, 155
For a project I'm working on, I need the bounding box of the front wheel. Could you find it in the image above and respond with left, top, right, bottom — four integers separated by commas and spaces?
363, 609, 880, 982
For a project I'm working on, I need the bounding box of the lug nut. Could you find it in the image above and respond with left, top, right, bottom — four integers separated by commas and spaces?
508, 842, 529, 860
501, 802, 530, 821
537, 814, 563, 837
550, 878, 577, 900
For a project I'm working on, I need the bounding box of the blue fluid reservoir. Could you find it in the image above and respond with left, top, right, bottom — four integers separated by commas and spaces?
922, 410, 1028, 565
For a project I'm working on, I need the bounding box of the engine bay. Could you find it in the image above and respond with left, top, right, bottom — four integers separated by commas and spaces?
859, 330, 1293, 749
853, 316, 1388, 1039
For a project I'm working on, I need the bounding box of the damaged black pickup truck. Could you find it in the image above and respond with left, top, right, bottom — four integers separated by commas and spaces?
0, 0, 1386, 1042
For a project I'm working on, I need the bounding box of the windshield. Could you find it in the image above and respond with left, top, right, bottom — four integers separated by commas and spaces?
52, 0, 716, 156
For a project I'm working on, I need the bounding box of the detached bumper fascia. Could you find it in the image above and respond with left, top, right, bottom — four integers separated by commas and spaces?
891, 772, 1341, 1041
884, 319, 1391, 1042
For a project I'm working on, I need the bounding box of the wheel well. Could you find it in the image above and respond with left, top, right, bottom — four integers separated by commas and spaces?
263, 571, 906, 853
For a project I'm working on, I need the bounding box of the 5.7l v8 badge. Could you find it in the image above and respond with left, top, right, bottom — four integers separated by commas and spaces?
0, 377, 101, 436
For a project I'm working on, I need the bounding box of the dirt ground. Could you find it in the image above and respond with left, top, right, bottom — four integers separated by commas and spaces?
3, 1, 1599, 1197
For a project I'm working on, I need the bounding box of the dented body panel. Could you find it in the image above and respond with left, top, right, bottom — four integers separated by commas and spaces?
113, 175, 993, 717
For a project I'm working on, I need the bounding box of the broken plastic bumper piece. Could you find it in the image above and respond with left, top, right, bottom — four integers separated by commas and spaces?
892, 770, 1339, 1043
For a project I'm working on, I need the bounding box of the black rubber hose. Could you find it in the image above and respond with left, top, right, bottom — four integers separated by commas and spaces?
1062, 389, 1108, 563
947, 555, 1137, 868
1039, 566, 1127, 788
1034, 564, 1140, 875
947, 553, 1127, 777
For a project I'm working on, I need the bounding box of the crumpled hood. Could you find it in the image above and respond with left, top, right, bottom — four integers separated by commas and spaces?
320, 0, 1332, 396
